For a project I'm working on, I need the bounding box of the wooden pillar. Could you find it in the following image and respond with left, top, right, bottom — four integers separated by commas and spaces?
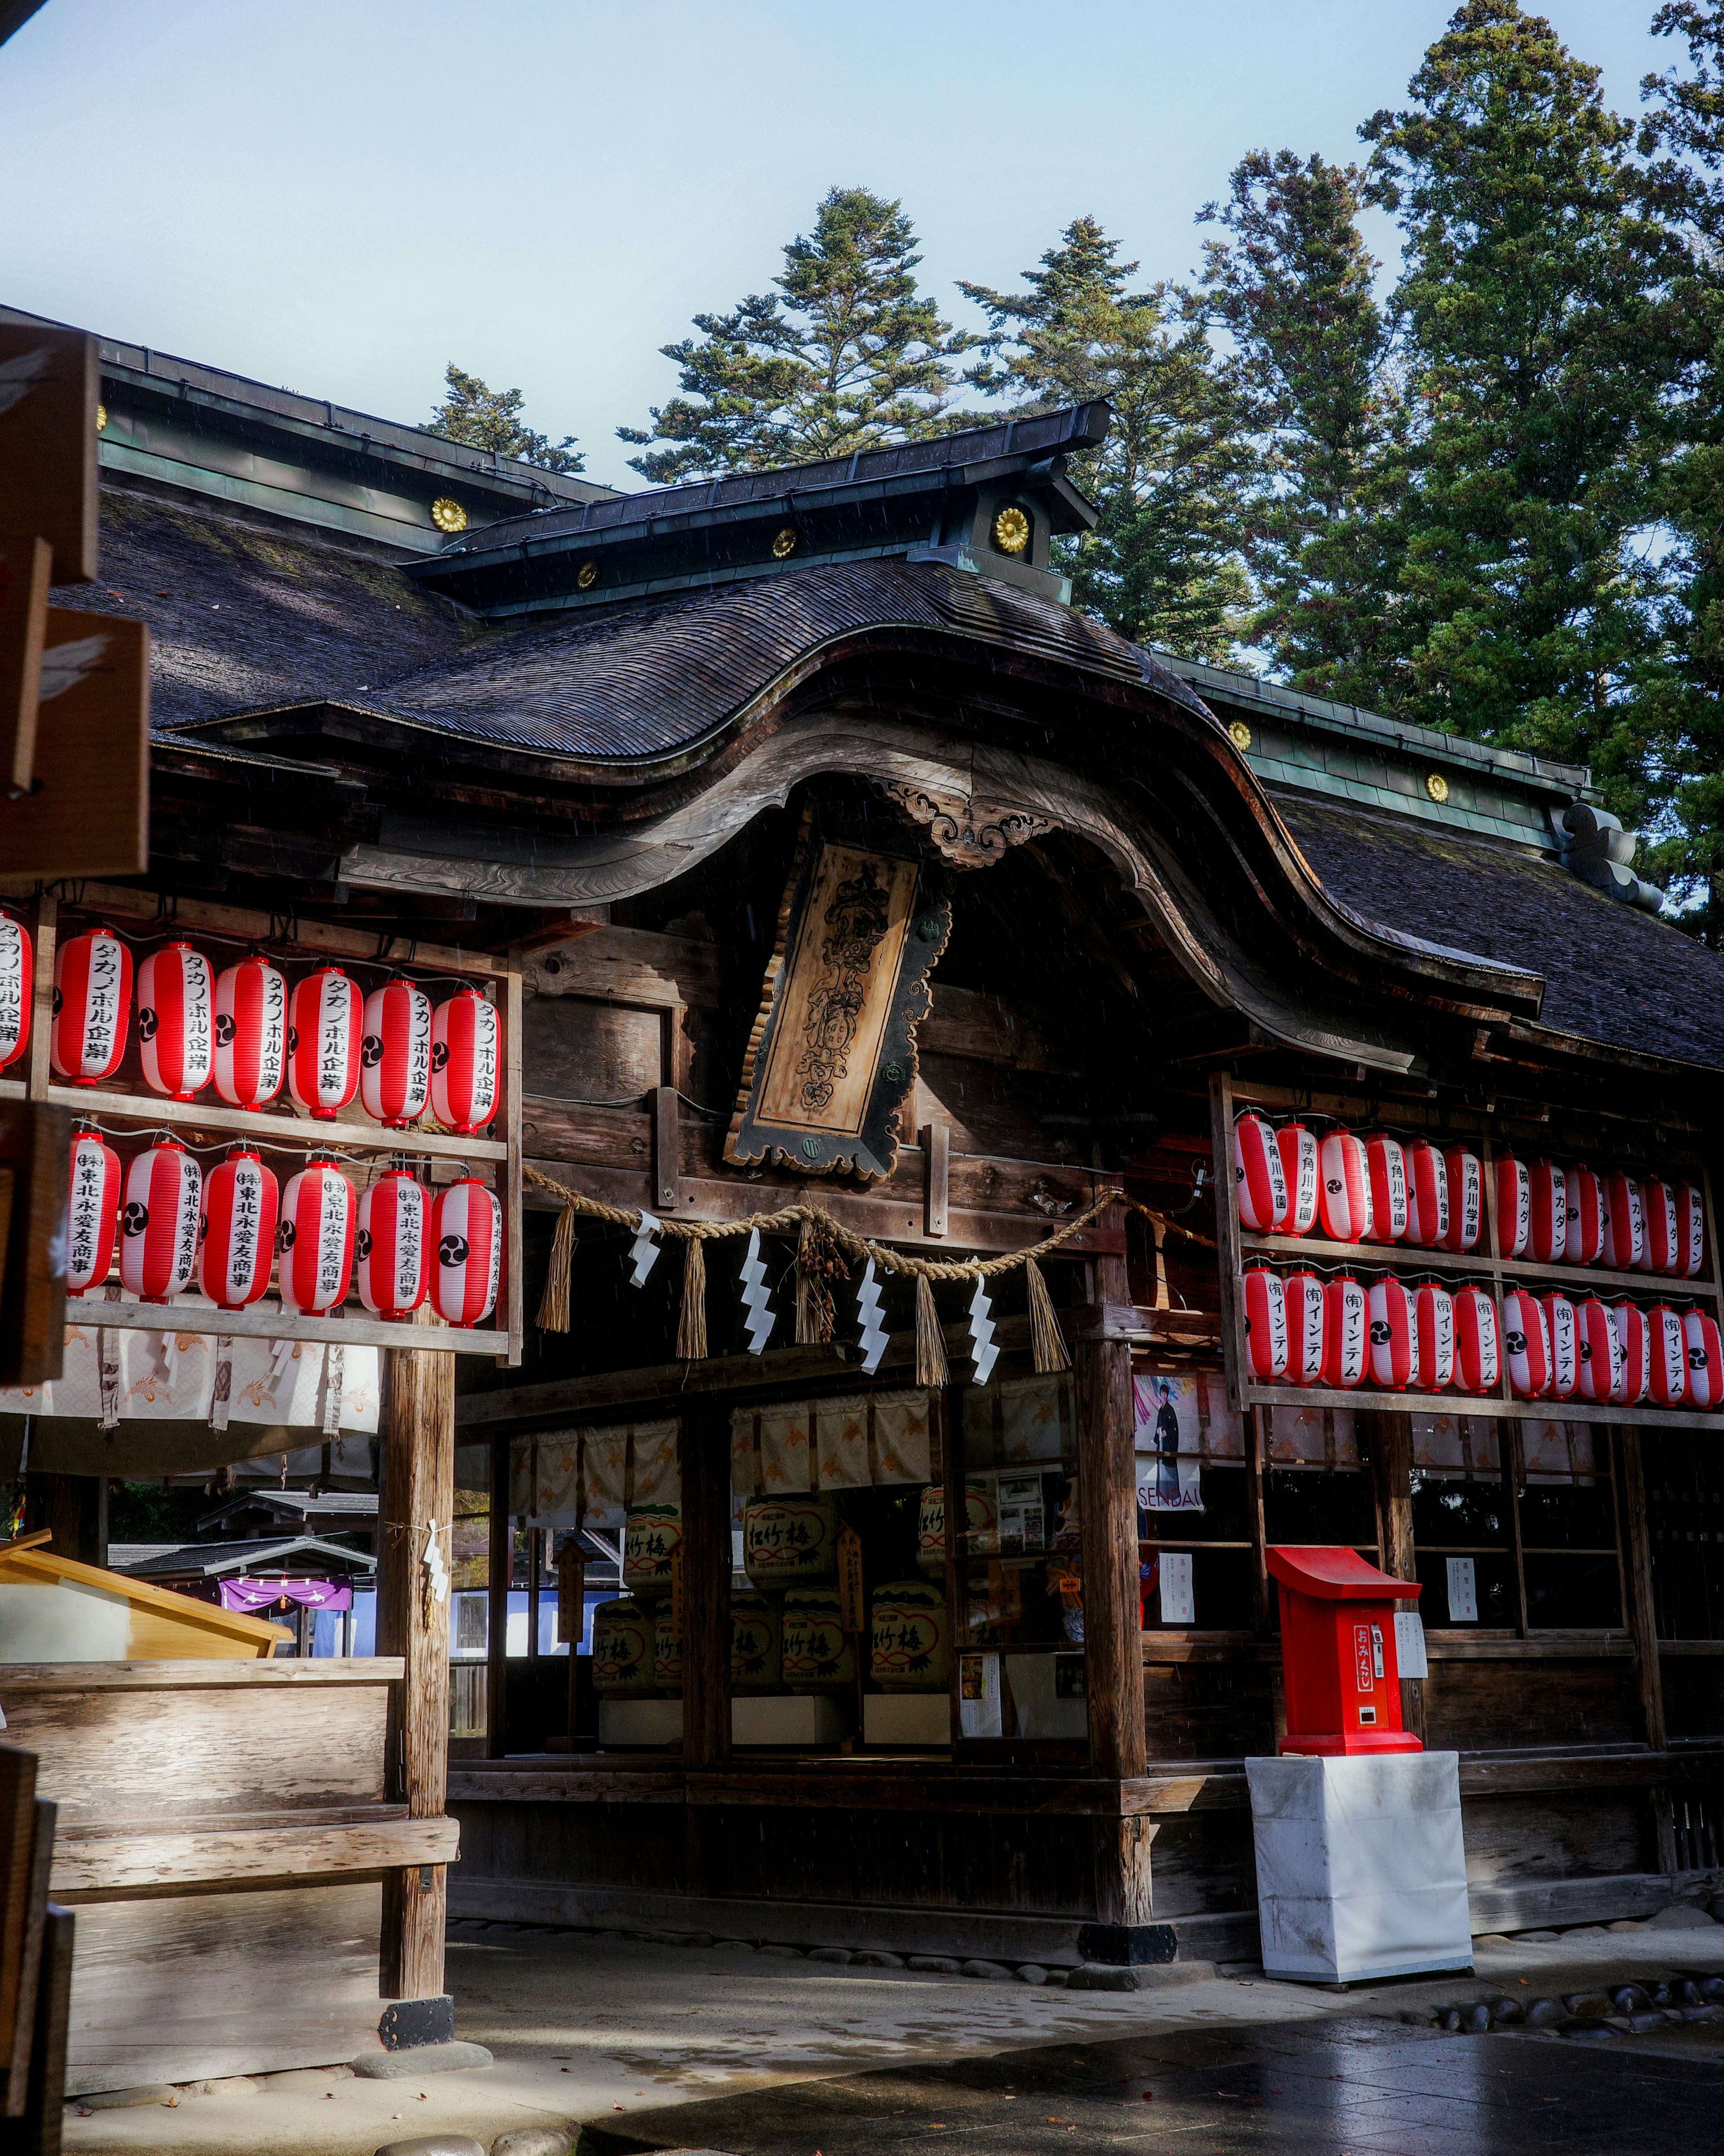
22, 1472, 102, 1564
1372, 1411, 1425, 1745
679, 1407, 731, 1767
486, 1432, 511, 1761
377, 1323, 455, 2002
1076, 1334, 1145, 1782
1618, 1428, 1676, 1872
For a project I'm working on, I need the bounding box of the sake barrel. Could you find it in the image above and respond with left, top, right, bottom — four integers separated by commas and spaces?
869, 1576, 950, 1693
621, 1502, 682, 1599
730, 1590, 783, 1694
652, 1605, 682, 1699
915, 1478, 997, 1578
591, 1597, 655, 1696
781, 1586, 856, 1693
742, 1492, 838, 1586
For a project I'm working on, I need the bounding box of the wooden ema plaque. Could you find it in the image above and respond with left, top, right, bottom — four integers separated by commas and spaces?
0, 608, 149, 878
0, 325, 98, 586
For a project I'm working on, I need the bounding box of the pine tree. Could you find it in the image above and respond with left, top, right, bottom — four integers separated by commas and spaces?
426, 365, 584, 473
1199, 152, 1405, 705
961, 218, 1251, 659
619, 187, 973, 481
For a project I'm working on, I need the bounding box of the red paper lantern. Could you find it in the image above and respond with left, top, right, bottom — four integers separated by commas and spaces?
1640, 1178, 1679, 1275
1540, 1290, 1579, 1401
0, 908, 32, 1071
1526, 1160, 1567, 1266
430, 988, 501, 1135
1501, 1287, 1551, 1399
214, 956, 287, 1109
287, 967, 362, 1120
198, 1146, 279, 1312
1363, 1134, 1407, 1243
1601, 1172, 1644, 1272
1452, 1286, 1500, 1395
1647, 1303, 1688, 1409
1233, 1111, 1288, 1233
1575, 1296, 1622, 1403
1674, 1183, 1706, 1279
1367, 1276, 1417, 1389
1403, 1141, 1449, 1249
119, 1137, 202, 1303
429, 1174, 501, 1328
1413, 1281, 1455, 1390
51, 924, 132, 1085
136, 940, 214, 1101
1684, 1310, 1724, 1410
1438, 1147, 1482, 1253
360, 978, 432, 1130
1494, 1154, 1530, 1260
1564, 1165, 1605, 1266
1610, 1301, 1649, 1406
1321, 1273, 1367, 1388
356, 1164, 429, 1319
1284, 1267, 1326, 1384
1276, 1122, 1319, 1237
65, 1127, 120, 1296
278, 1157, 356, 1315
1318, 1131, 1372, 1244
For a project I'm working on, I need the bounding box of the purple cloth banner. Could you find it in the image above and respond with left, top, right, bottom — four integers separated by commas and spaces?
219, 1578, 354, 1613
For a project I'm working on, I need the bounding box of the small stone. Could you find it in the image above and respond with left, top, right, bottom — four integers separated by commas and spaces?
1681, 2005, 1719, 2023
1647, 1982, 1676, 2008
1701, 1976, 1724, 2003
1611, 1985, 1652, 2013
75, 2086, 178, 2111
1647, 1904, 1719, 1929
807, 1948, 853, 1964
1526, 1998, 1568, 2028
1463, 2002, 1491, 2033
1562, 2021, 1620, 2043
352, 2043, 493, 2080
1470, 1935, 1513, 1950
374, 2138, 486, 2156
1516, 1930, 1561, 1944
1017, 1965, 1050, 1986
907, 1955, 963, 1975
1626, 2011, 1670, 2034
267, 2068, 354, 2090
186, 2077, 260, 2098
1043, 1968, 1070, 1987
686, 1933, 716, 1948
851, 1949, 905, 1968
1560, 1925, 1610, 1940
1563, 1992, 1611, 2019
1068, 1963, 1144, 1993
713, 1940, 755, 1952
491, 2132, 572, 2156
757, 1944, 804, 1959
1488, 1998, 1525, 2026
1607, 1919, 1649, 1932
962, 1959, 1012, 1982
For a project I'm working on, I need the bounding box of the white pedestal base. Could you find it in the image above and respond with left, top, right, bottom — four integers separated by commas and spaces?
863, 1692, 949, 1746
732, 1694, 849, 1746
598, 1698, 682, 1747
1246, 1750, 1472, 1983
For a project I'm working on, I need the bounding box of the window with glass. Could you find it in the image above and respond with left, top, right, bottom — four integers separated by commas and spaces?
1134, 1369, 1253, 1633
1645, 1431, 1724, 1641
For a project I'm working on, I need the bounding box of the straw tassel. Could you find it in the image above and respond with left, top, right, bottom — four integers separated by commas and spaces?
796, 1217, 818, 1346
915, 1274, 948, 1388
677, 1236, 709, 1360
535, 1203, 577, 1333
1024, 1255, 1070, 1374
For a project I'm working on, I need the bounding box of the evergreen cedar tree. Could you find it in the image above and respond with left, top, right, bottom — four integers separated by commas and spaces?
426, 363, 585, 474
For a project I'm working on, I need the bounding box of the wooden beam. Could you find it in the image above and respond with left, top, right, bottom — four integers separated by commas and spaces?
921, 1121, 948, 1239
1618, 1425, 1675, 1873
49, 1817, 458, 1899
487, 1433, 511, 1763
1372, 1411, 1424, 1744
1075, 1335, 1145, 1782
679, 1406, 731, 1787
376, 1312, 455, 2003
652, 1085, 681, 1212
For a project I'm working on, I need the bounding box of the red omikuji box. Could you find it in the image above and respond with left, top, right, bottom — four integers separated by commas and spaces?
1268, 1546, 1423, 1756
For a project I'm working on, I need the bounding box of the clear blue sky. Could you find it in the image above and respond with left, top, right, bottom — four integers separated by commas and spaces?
0, 0, 1676, 491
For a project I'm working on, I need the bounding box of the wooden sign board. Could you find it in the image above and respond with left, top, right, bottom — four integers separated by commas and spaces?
557, 1538, 584, 1645
0, 326, 98, 585
0, 609, 148, 877
0, 537, 51, 797
836, 1522, 865, 1634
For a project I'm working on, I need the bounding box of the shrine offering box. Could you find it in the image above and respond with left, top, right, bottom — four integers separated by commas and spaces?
1268, 1545, 1421, 1756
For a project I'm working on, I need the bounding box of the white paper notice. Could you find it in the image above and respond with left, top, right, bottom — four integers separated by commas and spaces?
1394, 1610, 1429, 1679
959, 1650, 1003, 1739
1445, 1556, 1478, 1623
1160, 1550, 1195, 1625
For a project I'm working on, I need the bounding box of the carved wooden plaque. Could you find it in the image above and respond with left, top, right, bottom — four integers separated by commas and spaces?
725, 822, 949, 1181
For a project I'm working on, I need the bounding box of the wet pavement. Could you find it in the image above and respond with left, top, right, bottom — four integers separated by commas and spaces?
578, 2012, 1724, 2155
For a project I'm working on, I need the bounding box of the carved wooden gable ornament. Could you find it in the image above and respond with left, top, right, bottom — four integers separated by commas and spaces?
725, 812, 950, 1182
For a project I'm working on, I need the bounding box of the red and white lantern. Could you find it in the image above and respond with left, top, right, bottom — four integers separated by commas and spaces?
1284, 1268, 1326, 1385
65, 1127, 120, 1296
0, 908, 32, 1071
361, 978, 433, 1130
198, 1146, 279, 1312
1683, 1309, 1724, 1411
51, 924, 132, 1085
1640, 1178, 1679, 1275
1494, 1154, 1530, 1260
1452, 1285, 1500, 1396
1609, 1301, 1650, 1405
1364, 1134, 1408, 1243
1276, 1122, 1319, 1237
1564, 1165, 1605, 1266
1413, 1281, 1456, 1391
1233, 1111, 1288, 1233
1403, 1140, 1449, 1249
1321, 1273, 1367, 1389
1539, 1290, 1579, 1401
430, 988, 501, 1135
136, 940, 214, 1101
1602, 1172, 1644, 1272
213, 956, 287, 1109
1647, 1304, 1688, 1409
356, 1164, 428, 1320
1318, 1131, 1373, 1243
1501, 1286, 1551, 1400
429, 1174, 501, 1329
1575, 1296, 1623, 1403
118, 1137, 202, 1304
1674, 1183, 1706, 1279
1527, 1160, 1567, 1266
287, 967, 362, 1120
1367, 1276, 1417, 1390
277, 1157, 356, 1316
1439, 1146, 1482, 1252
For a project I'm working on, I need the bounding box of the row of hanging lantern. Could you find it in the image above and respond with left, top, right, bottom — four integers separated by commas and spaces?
1234, 1110, 1705, 1278
20, 920, 500, 1133
66, 1127, 501, 1327
1240, 1260, 1724, 1410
